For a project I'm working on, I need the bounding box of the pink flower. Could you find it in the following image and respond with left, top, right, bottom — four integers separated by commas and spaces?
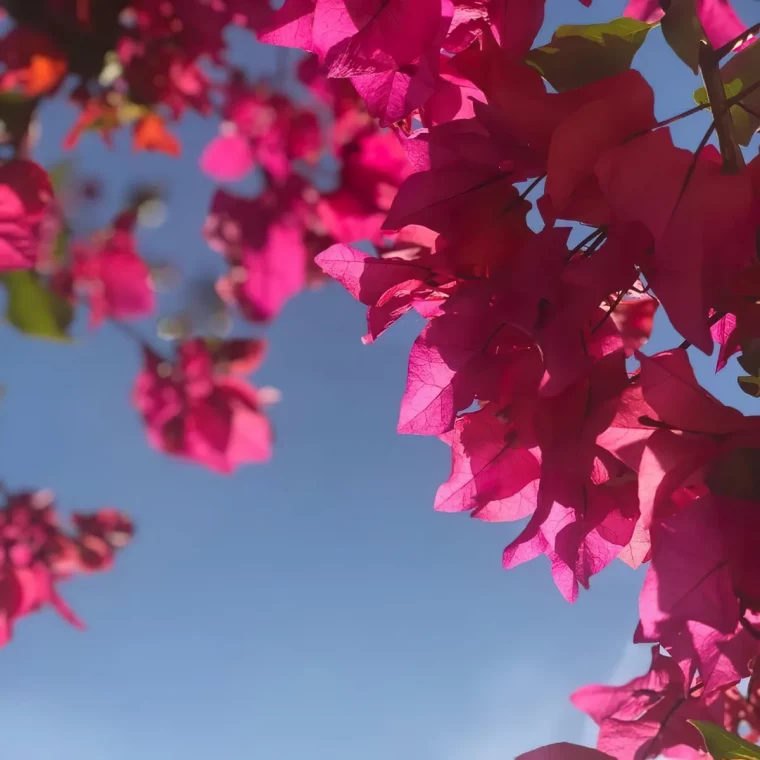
572, 646, 716, 759
259, 0, 449, 76
315, 239, 454, 343
133, 339, 273, 473
70, 211, 155, 329
204, 184, 318, 322
258, 0, 455, 122
200, 74, 322, 184
0, 160, 56, 271
0, 489, 133, 646
317, 128, 411, 244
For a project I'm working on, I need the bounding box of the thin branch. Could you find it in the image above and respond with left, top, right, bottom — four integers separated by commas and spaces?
574, 227, 606, 252
631, 280, 652, 295
728, 77, 760, 108
625, 104, 709, 147
637, 415, 725, 439
590, 289, 626, 335
653, 102, 711, 130
519, 174, 545, 202
499, 174, 545, 217
581, 230, 608, 259
625, 75, 760, 149
715, 21, 760, 60
699, 41, 745, 173
564, 227, 606, 263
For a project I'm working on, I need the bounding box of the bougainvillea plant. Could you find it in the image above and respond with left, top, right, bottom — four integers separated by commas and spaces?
258, 0, 760, 756
5, 0, 760, 756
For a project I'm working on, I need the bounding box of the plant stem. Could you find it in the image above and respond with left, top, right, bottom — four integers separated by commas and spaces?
519, 174, 545, 201
728, 77, 760, 107
698, 41, 745, 173
590, 289, 626, 335
564, 227, 606, 263
499, 174, 545, 217
653, 102, 710, 129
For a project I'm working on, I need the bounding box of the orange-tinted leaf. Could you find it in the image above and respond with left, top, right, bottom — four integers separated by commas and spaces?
132, 115, 182, 157
63, 100, 120, 150
25, 54, 67, 96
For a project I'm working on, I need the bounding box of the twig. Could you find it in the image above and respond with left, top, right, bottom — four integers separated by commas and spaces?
564, 227, 607, 263
590, 289, 626, 335
699, 41, 745, 173
626, 76, 760, 149
653, 102, 711, 130
727, 77, 760, 109
519, 174, 545, 202
581, 230, 608, 259
499, 174, 545, 217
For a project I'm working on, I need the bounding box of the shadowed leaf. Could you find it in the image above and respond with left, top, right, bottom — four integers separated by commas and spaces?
526, 18, 652, 91
694, 40, 760, 146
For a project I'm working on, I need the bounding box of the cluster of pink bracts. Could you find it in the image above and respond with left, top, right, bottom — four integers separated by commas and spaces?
0, 489, 132, 645
2, 0, 760, 754
260, 0, 760, 757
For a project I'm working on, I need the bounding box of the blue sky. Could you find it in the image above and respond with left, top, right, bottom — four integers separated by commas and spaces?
0, 2, 758, 758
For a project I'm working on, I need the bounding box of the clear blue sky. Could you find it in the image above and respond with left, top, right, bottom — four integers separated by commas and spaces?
0, 2, 758, 758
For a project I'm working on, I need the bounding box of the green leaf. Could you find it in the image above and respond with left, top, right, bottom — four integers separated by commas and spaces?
693, 41, 760, 146
2, 271, 74, 341
691, 721, 760, 759
526, 17, 653, 92
660, 0, 704, 72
